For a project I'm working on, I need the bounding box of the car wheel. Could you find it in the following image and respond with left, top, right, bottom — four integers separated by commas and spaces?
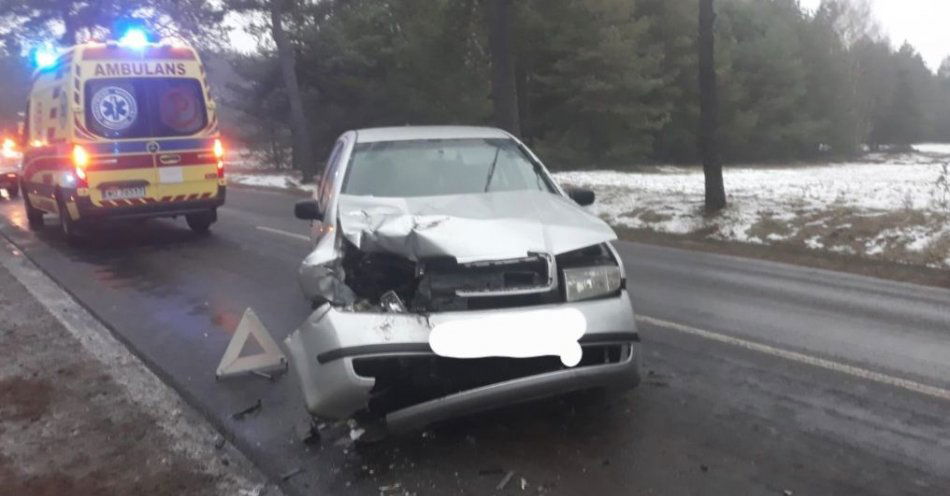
186, 209, 216, 234
23, 191, 44, 230
57, 197, 80, 243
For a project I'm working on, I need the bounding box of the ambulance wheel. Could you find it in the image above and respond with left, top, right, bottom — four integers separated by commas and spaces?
186, 210, 216, 234
23, 193, 44, 230
56, 197, 79, 243
6, 184, 18, 198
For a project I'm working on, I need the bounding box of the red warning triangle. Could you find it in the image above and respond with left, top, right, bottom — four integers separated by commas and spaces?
216, 308, 287, 379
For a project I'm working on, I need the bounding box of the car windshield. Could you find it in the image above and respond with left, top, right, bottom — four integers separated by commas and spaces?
84, 77, 208, 139
342, 138, 555, 197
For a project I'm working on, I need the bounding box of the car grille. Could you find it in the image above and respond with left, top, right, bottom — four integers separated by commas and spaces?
413, 253, 559, 311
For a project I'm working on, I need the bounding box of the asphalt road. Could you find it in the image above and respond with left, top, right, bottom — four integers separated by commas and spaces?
1, 187, 948, 496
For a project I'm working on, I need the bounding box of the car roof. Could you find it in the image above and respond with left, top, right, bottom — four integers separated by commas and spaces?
354, 126, 512, 143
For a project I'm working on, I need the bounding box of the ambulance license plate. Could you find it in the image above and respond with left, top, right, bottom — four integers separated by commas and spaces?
103, 187, 146, 201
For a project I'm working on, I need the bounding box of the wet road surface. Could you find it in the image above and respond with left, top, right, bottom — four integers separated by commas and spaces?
1, 187, 948, 495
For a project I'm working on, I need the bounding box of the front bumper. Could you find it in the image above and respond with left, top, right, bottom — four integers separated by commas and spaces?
73, 186, 226, 221
285, 291, 642, 431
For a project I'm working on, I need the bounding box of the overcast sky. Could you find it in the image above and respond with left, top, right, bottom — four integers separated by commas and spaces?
799, 0, 949, 70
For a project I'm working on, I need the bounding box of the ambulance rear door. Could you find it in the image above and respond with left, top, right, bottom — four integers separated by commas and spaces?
82, 76, 215, 205
83, 78, 159, 206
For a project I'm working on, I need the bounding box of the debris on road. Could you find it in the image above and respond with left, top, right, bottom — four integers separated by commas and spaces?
379, 482, 403, 493
251, 370, 275, 381
645, 370, 672, 388
496, 470, 516, 490
350, 426, 366, 441
279, 467, 303, 481
238, 485, 267, 496
232, 399, 263, 420
296, 419, 321, 445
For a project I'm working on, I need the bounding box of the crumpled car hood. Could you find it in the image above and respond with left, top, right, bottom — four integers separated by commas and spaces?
337, 190, 617, 263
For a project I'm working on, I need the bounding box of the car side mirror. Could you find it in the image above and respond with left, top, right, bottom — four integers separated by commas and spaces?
567, 188, 595, 207
295, 199, 322, 221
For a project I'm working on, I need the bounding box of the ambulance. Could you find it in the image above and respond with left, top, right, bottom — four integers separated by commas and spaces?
20, 32, 225, 239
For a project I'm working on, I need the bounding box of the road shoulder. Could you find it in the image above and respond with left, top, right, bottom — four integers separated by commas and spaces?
0, 240, 280, 495
616, 227, 950, 289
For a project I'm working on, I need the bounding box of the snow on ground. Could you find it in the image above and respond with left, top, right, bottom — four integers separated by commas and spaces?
557, 147, 950, 269
228, 173, 315, 192
914, 143, 950, 156
225, 149, 283, 170
225, 147, 316, 192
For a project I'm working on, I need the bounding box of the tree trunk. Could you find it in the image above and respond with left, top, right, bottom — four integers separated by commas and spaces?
269, 0, 317, 182
61, 15, 78, 45
489, 0, 521, 137
699, 0, 726, 212
516, 61, 530, 144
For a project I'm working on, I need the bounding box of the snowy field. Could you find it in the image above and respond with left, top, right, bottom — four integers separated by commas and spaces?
225, 148, 316, 192
225, 149, 282, 171
557, 144, 950, 269
227, 172, 315, 193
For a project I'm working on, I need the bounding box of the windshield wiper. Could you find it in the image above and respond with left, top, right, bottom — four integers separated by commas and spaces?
483, 147, 502, 192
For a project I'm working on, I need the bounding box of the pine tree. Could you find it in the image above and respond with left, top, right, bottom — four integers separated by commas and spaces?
518, 0, 669, 168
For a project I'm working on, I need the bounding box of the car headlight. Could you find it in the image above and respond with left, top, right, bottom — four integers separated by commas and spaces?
562, 265, 622, 302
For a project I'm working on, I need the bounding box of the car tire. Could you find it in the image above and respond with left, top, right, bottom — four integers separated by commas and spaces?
186, 209, 216, 234
6, 185, 19, 198
23, 191, 44, 230
56, 197, 80, 243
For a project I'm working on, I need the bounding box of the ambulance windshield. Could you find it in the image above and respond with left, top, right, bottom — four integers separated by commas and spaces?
84, 78, 208, 139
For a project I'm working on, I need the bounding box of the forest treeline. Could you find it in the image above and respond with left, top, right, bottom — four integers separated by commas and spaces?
221, 0, 950, 169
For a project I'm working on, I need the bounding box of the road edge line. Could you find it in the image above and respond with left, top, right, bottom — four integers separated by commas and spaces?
255, 225, 310, 242
637, 315, 950, 402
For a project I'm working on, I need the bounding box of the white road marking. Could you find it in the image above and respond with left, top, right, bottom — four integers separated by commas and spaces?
637, 315, 950, 402
255, 226, 310, 242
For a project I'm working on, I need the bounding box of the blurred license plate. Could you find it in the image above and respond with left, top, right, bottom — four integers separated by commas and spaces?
103, 187, 146, 200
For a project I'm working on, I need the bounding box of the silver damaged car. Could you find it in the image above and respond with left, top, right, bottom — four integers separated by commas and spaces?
287, 126, 641, 433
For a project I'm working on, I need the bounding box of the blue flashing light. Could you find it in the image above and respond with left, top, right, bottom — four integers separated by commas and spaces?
34, 46, 58, 70
118, 28, 149, 49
